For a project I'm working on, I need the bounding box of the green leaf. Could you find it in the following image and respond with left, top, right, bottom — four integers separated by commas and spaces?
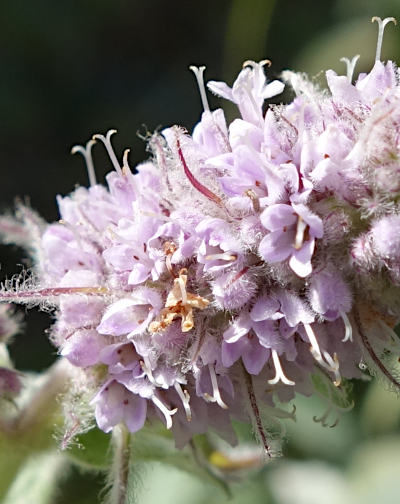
2, 451, 68, 504
66, 427, 111, 470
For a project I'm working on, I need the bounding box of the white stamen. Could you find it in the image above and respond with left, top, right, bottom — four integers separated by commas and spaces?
71, 139, 97, 187
372, 16, 397, 62
204, 253, 237, 262
151, 395, 178, 429
322, 351, 341, 387
177, 275, 187, 306
206, 364, 228, 409
243, 59, 272, 69
174, 382, 192, 422
92, 129, 122, 175
340, 55, 360, 83
340, 311, 353, 342
268, 350, 295, 386
189, 66, 210, 112
304, 323, 341, 386
244, 189, 260, 212
139, 358, 159, 386
294, 216, 307, 250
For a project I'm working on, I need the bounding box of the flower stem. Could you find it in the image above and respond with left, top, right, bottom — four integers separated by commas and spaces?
107, 424, 131, 504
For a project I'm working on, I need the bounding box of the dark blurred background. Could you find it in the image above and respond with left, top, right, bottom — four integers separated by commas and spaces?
2, 2, 400, 503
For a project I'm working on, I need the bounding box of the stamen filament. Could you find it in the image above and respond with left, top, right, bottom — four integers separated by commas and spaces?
304, 323, 341, 385
244, 189, 260, 212
340, 311, 353, 342
189, 66, 210, 112
268, 350, 295, 386
174, 382, 192, 422
207, 364, 228, 409
92, 129, 122, 176
151, 396, 178, 429
372, 16, 397, 62
340, 55, 360, 83
71, 139, 97, 187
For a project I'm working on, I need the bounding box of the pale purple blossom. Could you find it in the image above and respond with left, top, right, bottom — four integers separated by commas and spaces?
2, 17, 400, 457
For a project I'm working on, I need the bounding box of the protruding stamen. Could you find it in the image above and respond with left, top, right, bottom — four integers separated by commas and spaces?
204, 253, 237, 262
372, 16, 397, 62
242, 59, 272, 69
163, 241, 177, 277
139, 358, 158, 386
174, 382, 192, 422
322, 351, 341, 387
313, 407, 339, 428
204, 364, 228, 409
122, 149, 132, 175
304, 323, 341, 385
340, 311, 353, 342
294, 216, 307, 250
92, 129, 122, 175
151, 395, 178, 429
71, 139, 97, 187
189, 66, 210, 112
268, 350, 295, 386
245, 189, 260, 212
340, 55, 360, 83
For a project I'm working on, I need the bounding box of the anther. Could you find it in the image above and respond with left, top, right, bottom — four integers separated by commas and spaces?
268, 350, 295, 386
92, 129, 122, 176
340, 55, 360, 83
71, 139, 97, 187
189, 66, 210, 112
242, 59, 272, 69
372, 16, 397, 62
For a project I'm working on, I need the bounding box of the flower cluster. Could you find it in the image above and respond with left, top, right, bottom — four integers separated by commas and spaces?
2, 17, 400, 455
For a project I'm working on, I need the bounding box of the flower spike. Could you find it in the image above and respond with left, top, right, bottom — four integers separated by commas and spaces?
372, 16, 397, 62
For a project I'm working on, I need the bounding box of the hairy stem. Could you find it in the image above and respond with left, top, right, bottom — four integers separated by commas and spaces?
242, 364, 271, 457
108, 424, 131, 504
353, 307, 400, 390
